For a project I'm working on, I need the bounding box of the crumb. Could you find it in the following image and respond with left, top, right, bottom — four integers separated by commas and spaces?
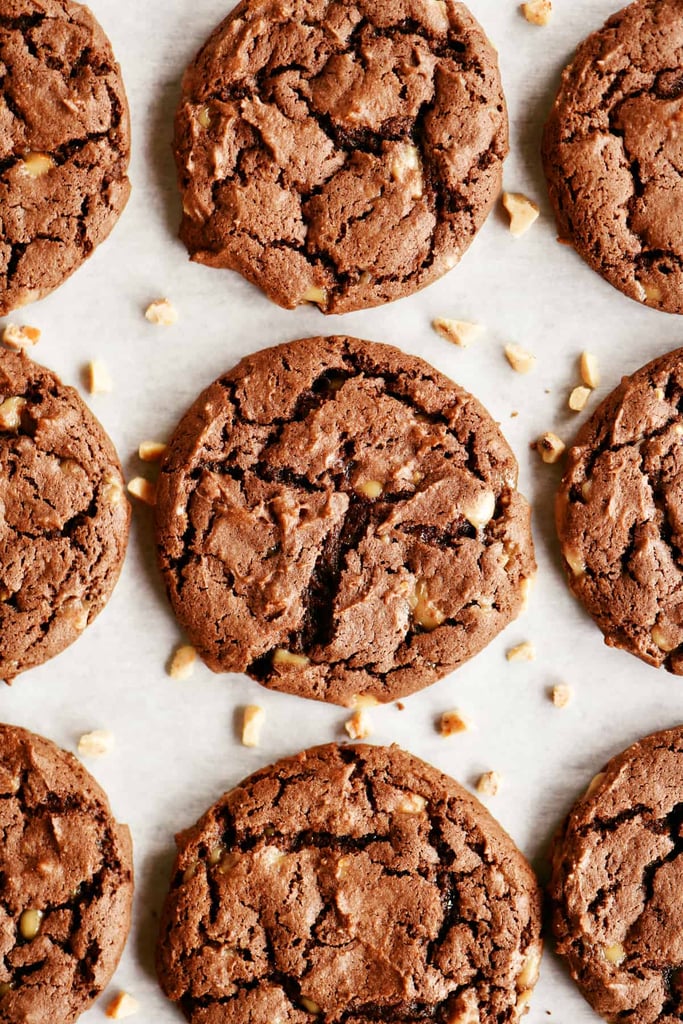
505, 343, 536, 374
138, 440, 168, 462
502, 192, 540, 237
439, 709, 474, 737
2, 323, 41, 350
476, 771, 502, 797
533, 432, 566, 464
396, 702, 405, 711
77, 729, 115, 757
511, 411, 519, 418
432, 318, 483, 348
242, 705, 265, 747
106, 992, 139, 1020
521, 0, 552, 25
145, 298, 178, 326
506, 641, 536, 663
551, 684, 574, 708
127, 477, 157, 506
344, 709, 373, 740
85, 359, 113, 395
580, 351, 600, 389
168, 643, 196, 680
569, 385, 591, 412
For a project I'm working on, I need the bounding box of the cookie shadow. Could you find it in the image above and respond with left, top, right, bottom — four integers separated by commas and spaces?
123, 455, 170, 616
146, 71, 185, 243
134, 842, 177, 983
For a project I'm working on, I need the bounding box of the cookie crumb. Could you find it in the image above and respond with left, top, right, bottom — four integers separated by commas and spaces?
476, 771, 502, 797
138, 440, 168, 463
502, 192, 540, 237
106, 992, 140, 1019
86, 359, 113, 395
534, 432, 566, 464
77, 729, 115, 757
432, 318, 483, 348
521, 0, 552, 25
168, 643, 197, 680
2, 323, 41, 350
439, 709, 473, 737
396, 702, 405, 711
505, 343, 536, 374
127, 477, 157, 506
145, 298, 178, 326
344, 709, 373, 740
551, 684, 574, 708
242, 705, 265, 747
506, 641, 536, 663
580, 352, 600, 389
569, 385, 591, 412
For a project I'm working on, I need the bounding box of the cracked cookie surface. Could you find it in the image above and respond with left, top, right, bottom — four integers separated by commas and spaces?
550, 727, 683, 1024
156, 743, 542, 1024
543, 0, 683, 314
0, 723, 133, 1024
0, 350, 130, 681
0, 0, 131, 316
556, 348, 683, 674
173, 0, 507, 314
155, 336, 535, 706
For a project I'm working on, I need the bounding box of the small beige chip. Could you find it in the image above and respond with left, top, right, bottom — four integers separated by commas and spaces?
432, 318, 483, 348
168, 643, 197, 680
506, 641, 536, 663
2, 323, 41, 350
439, 709, 473, 737
534, 432, 566, 464
569, 386, 591, 412
580, 351, 600, 389
504, 343, 536, 374
78, 730, 115, 757
145, 299, 178, 326
242, 705, 265, 747
551, 684, 574, 708
106, 992, 140, 1019
127, 477, 157, 506
521, 0, 552, 25
86, 359, 113, 395
476, 771, 502, 797
138, 440, 168, 463
344, 709, 373, 741
502, 192, 540, 237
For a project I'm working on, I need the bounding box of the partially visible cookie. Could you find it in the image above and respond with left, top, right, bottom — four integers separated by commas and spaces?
157, 742, 543, 1024
174, 0, 508, 313
0, 350, 130, 681
156, 335, 535, 706
0, 723, 134, 1024
551, 726, 683, 1023
0, 0, 131, 315
557, 348, 683, 674
543, 0, 683, 313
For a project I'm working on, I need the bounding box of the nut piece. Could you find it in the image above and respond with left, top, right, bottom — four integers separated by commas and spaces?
506, 641, 536, 663
462, 489, 495, 529
138, 440, 168, 463
569, 385, 591, 412
144, 298, 178, 326
603, 942, 626, 966
300, 997, 322, 1015
86, 359, 113, 395
19, 909, 43, 940
390, 143, 423, 198
127, 477, 157, 506
517, 948, 542, 991
300, 285, 328, 308
21, 152, 55, 178
652, 623, 680, 652
350, 693, 379, 710
409, 580, 446, 631
102, 472, 124, 507
476, 771, 502, 797
106, 992, 140, 1020
439, 709, 473, 737
273, 648, 310, 667
197, 106, 212, 129
551, 684, 574, 708
2, 323, 41, 350
585, 772, 606, 799
344, 709, 373, 740
0, 396, 26, 431
504, 343, 536, 374
397, 792, 426, 814
432, 318, 483, 348
580, 351, 600, 389
502, 192, 540, 237
564, 546, 586, 577
168, 643, 197, 681
521, 0, 552, 25
534, 431, 566, 464
78, 729, 115, 757
356, 480, 383, 499
242, 705, 265, 747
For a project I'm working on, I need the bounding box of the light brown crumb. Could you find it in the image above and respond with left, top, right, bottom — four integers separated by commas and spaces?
506, 641, 536, 663
86, 359, 113, 395
552, 684, 574, 708
521, 0, 552, 25
77, 730, 115, 757
476, 771, 502, 797
138, 440, 168, 463
504, 343, 536, 374
396, 702, 405, 711
432, 318, 483, 348
106, 992, 139, 1020
502, 192, 540, 237
580, 351, 600, 389
242, 705, 265, 747
144, 298, 178, 326
2, 323, 41, 350
439, 709, 474, 737
569, 385, 591, 412
127, 477, 157, 506
511, 411, 519, 418
534, 432, 566, 464
344, 709, 373, 740
168, 643, 196, 681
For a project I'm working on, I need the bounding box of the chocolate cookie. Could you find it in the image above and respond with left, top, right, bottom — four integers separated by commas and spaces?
556, 348, 683, 674
0, 723, 133, 1023
157, 742, 543, 1024
550, 726, 683, 1023
0, 350, 130, 681
543, 0, 683, 314
174, 0, 507, 314
0, 0, 131, 316
156, 336, 535, 706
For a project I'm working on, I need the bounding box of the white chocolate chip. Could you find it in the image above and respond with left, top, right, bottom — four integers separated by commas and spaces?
643, 283, 662, 304
0, 396, 26, 431
564, 546, 586, 577
2, 323, 40, 350
106, 992, 140, 1020
476, 771, 502, 797
397, 792, 426, 814
462, 489, 495, 529
409, 580, 445, 631
585, 772, 605, 798
138, 440, 168, 463
519, 575, 535, 612
102, 472, 124, 507
273, 648, 310, 667
654, 387, 666, 401
127, 477, 157, 506
349, 693, 379, 710
521, 0, 552, 25
506, 641, 536, 663
356, 480, 383, 499
390, 143, 423, 198
504, 343, 536, 374
432, 318, 483, 348
603, 942, 626, 966
344, 709, 373, 740
62, 596, 89, 631
168, 643, 197, 680
580, 352, 600, 389
535, 432, 566, 464
516, 948, 541, 991
86, 359, 113, 395
502, 192, 540, 237
145, 299, 178, 326
551, 684, 574, 708
197, 106, 212, 129
21, 152, 55, 178
569, 386, 591, 412
446, 990, 480, 1024
439, 709, 474, 737
300, 997, 322, 1015
19, 909, 43, 940
242, 705, 265, 747
78, 729, 114, 757
652, 624, 680, 652
300, 285, 328, 308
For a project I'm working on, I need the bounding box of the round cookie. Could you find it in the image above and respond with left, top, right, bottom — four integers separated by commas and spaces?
0, 0, 131, 316
550, 726, 683, 1023
0, 350, 130, 681
156, 335, 535, 706
157, 742, 543, 1024
174, 0, 508, 314
557, 347, 683, 674
543, 0, 683, 314
0, 723, 134, 1024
